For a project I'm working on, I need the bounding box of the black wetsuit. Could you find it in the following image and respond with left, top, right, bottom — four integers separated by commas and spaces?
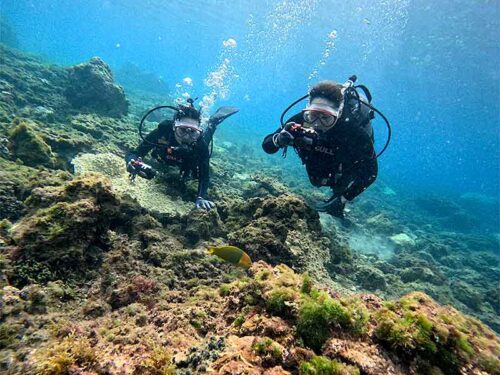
262, 107, 378, 201
128, 119, 214, 199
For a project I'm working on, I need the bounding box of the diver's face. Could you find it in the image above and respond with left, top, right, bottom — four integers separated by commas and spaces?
302, 97, 341, 132
174, 117, 202, 144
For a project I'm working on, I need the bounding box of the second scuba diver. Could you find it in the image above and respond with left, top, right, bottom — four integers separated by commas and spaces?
126, 99, 239, 210
262, 77, 390, 218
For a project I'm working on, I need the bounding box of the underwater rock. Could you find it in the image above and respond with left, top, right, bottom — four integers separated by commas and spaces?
21, 284, 48, 314
65, 57, 128, 117
366, 213, 395, 234
354, 266, 387, 291
0, 157, 71, 222
107, 275, 160, 310
242, 174, 290, 198
7, 118, 57, 168
72, 152, 193, 218
0, 45, 71, 124
42, 127, 95, 163
424, 242, 450, 260
441, 210, 479, 232
0, 137, 10, 158
9, 173, 121, 285
323, 338, 403, 375
19, 105, 56, 123
0, 181, 25, 221
185, 209, 225, 244
399, 266, 443, 285
4, 260, 498, 374
451, 280, 483, 310
1, 286, 26, 317
414, 195, 463, 217
223, 195, 337, 283
389, 233, 416, 248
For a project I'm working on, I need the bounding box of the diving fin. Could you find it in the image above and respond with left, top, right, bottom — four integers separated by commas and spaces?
209, 106, 239, 127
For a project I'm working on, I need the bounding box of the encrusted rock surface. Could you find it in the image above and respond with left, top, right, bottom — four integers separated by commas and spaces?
65, 57, 129, 117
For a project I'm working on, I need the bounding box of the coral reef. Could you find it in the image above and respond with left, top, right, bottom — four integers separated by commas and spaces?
65, 57, 129, 117
7, 173, 127, 286
0, 44, 498, 374
2, 262, 497, 374
72, 152, 193, 218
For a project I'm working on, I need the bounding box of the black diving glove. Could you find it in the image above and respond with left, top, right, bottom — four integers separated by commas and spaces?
195, 197, 216, 211
272, 123, 296, 148
273, 123, 317, 148
127, 157, 157, 181
315, 195, 347, 218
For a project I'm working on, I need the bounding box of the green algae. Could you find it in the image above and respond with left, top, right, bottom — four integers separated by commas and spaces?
9, 173, 122, 286
252, 337, 282, 359
233, 313, 245, 328
0, 321, 22, 349
374, 292, 498, 374
296, 290, 369, 352
266, 287, 298, 316
8, 119, 58, 168
297, 296, 351, 352
133, 344, 175, 375
299, 356, 360, 375
301, 273, 313, 294
33, 335, 98, 375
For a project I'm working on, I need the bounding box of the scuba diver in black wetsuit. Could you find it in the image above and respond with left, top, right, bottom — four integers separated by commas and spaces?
262, 77, 391, 218
126, 99, 239, 210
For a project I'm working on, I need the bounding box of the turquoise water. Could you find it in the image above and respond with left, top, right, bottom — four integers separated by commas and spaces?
2, 0, 499, 230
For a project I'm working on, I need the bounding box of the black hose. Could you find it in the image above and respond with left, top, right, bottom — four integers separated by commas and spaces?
359, 101, 392, 158
280, 94, 309, 127
345, 86, 391, 158
139, 105, 178, 147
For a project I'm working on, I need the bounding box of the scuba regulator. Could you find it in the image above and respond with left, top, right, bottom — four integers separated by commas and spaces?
279, 75, 392, 159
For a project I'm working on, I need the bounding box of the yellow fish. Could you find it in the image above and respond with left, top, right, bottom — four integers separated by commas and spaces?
207, 245, 252, 269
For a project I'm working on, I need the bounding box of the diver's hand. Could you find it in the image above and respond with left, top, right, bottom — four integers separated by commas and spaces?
126, 160, 136, 175
315, 195, 348, 218
273, 123, 296, 148
196, 197, 216, 210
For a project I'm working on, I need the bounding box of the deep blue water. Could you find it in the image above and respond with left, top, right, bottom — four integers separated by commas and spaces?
2, 0, 499, 223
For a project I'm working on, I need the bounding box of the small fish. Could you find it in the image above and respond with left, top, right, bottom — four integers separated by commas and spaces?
207, 245, 252, 269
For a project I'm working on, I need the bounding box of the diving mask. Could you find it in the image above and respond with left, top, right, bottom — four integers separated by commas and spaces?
302, 98, 342, 132
174, 118, 202, 144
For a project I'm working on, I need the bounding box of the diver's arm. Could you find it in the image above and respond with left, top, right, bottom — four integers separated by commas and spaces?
127, 127, 160, 161
128, 119, 173, 161
262, 114, 304, 154
197, 147, 211, 199
262, 128, 282, 154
